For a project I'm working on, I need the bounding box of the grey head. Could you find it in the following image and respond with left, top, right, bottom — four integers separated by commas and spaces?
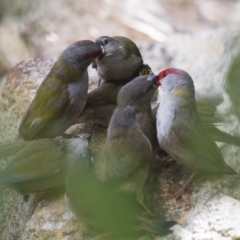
108, 105, 139, 133
59, 40, 102, 71
155, 68, 197, 118
117, 75, 159, 108
156, 68, 195, 97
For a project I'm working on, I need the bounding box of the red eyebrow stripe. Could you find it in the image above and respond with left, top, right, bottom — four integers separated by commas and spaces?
158, 68, 182, 79
83, 48, 102, 59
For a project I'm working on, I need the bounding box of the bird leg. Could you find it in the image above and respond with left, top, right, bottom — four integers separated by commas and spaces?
155, 155, 175, 169
97, 78, 102, 87
137, 197, 153, 216
173, 171, 198, 199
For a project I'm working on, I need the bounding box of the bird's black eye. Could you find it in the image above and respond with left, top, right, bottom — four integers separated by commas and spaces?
163, 71, 168, 77
103, 39, 109, 45
159, 70, 168, 79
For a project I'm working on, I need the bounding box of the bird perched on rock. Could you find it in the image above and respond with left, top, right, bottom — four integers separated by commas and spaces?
18, 40, 102, 140
101, 106, 152, 213
100, 75, 159, 213
0, 136, 89, 195
151, 68, 237, 195
65, 145, 176, 239
76, 36, 153, 127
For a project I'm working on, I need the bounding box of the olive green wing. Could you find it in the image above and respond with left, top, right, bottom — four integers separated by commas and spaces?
19, 72, 71, 138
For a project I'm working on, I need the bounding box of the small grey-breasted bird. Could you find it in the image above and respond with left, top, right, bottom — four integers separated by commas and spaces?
18, 40, 102, 140
100, 75, 159, 212
65, 139, 176, 239
0, 137, 89, 195
76, 36, 153, 127
117, 75, 158, 149
152, 68, 236, 175
93, 36, 146, 81
100, 106, 152, 213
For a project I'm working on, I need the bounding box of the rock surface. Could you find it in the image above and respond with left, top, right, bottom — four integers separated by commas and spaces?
174, 194, 240, 240
1, 28, 240, 239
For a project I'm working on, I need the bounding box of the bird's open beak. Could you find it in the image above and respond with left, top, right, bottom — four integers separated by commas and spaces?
95, 42, 106, 60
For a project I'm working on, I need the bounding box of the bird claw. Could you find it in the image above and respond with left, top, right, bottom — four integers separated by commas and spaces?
172, 171, 197, 199
155, 155, 175, 169
172, 184, 188, 199
97, 78, 102, 87
140, 202, 154, 216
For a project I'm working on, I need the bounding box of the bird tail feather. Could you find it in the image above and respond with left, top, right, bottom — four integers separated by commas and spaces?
140, 217, 176, 235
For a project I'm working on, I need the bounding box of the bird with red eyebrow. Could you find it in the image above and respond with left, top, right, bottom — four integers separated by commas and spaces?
148, 68, 238, 197
18, 40, 102, 140
72, 36, 239, 150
